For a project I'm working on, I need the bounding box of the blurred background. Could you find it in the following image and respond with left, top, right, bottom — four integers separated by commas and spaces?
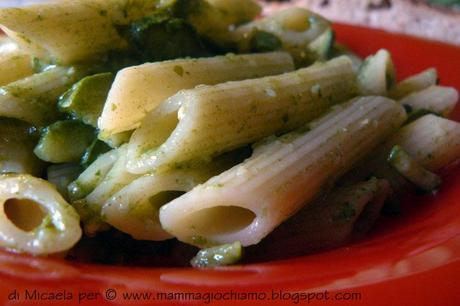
261, 0, 460, 45
0, 0, 459, 45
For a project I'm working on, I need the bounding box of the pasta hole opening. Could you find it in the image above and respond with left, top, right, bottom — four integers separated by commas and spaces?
149, 191, 186, 209
4, 198, 47, 232
185, 206, 256, 236
141, 111, 179, 153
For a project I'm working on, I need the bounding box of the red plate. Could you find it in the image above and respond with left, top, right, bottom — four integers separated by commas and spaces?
0, 24, 460, 306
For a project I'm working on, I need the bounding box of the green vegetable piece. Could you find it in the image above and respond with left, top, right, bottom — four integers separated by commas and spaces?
0, 117, 44, 175
34, 120, 96, 163
388, 145, 442, 192
128, 12, 211, 62
81, 139, 111, 168
250, 30, 282, 52
47, 163, 83, 200
190, 241, 242, 268
59, 73, 114, 127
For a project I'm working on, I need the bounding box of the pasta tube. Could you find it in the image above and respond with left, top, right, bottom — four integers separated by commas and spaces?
0, 66, 78, 125
101, 148, 251, 240
342, 115, 460, 186
128, 56, 358, 174
84, 145, 137, 214
399, 85, 458, 117
99, 52, 295, 137
389, 68, 438, 99
68, 148, 119, 202
388, 115, 460, 171
358, 49, 395, 96
159, 96, 406, 247
0, 0, 159, 64
232, 7, 330, 65
0, 174, 82, 255
248, 179, 390, 260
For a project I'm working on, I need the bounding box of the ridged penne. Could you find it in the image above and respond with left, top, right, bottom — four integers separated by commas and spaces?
128, 56, 358, 174
75, 145, 138, 235
249, 179, 390, 259
101, 148, 251, 240
159, 96, 406, 247
388, 115, 460, 171
99, 52, 295, 137
0, 174, 81, 255
232, 7, 330, 65
342, 115, 460, 187
84, 145, 137, 213
0, 0, 159, 64
389, 68, 438, 99
0, 67, 78, 125
358, 49, 395, 96
68, 148, 119, 202
399, 85, 458, 117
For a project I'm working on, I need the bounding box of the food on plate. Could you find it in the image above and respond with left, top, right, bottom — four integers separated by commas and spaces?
0, 0, 458, 268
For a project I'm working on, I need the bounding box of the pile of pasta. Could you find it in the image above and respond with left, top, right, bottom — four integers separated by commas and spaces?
0, 0, 459, 267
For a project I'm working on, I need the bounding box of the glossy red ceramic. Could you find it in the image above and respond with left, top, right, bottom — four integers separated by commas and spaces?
1, 24, 460, 306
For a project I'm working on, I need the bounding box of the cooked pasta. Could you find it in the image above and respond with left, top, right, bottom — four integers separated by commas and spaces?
102, 147, 251, 240
159, 96, 406, 247
99, 52, 295, 137
128, 56, 358, 174
358, 49, 395, 96
232, 7, 331, 65
389, 68, 438, 99
0, 0, 458, 267
0, 66, 79, 125
399, 85, 458, 116
0, 174, 81, 255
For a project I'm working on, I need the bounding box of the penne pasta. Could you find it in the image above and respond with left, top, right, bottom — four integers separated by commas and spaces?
342, 115, 460, 188
358, 49, 395, 96
128, 56, 358, 174
399, 85, 458, 117
159, 96, 406, 247
388, 115, 460, 171
0, 0, 160, 64
67, 148, 119, 202
0, 174, 82, 255
99, 52, 295, 137
101, 147, 251, 240
84, 146, 137, 215
232, 7, 330, 65
248, 179, 390, 260
0, 66, 78, 126
389, 68, 438, 99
